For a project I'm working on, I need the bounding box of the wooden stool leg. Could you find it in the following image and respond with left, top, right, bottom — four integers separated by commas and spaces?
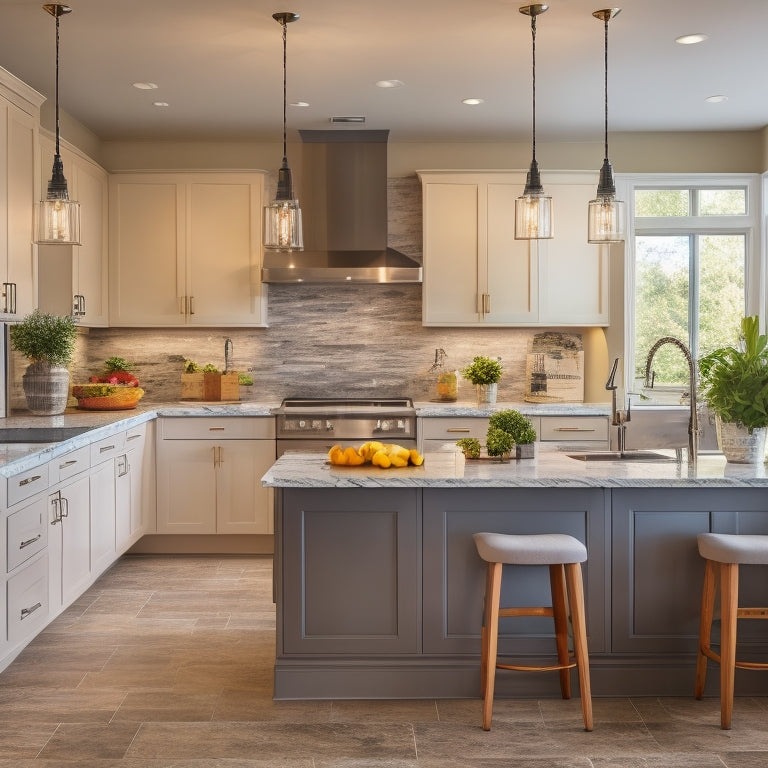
719, 562, 739, 730
695, 559, 716, 699
481, 561, 502, 731
480, 560, 493, 695
550, 563, 571, 699
565, 562, 593, 732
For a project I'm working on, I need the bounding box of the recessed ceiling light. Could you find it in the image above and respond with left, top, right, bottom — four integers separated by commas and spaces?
153, 101, 169, 108
705, 95, 728, 103
675, 33, 708, 45
290, 101, 310, 107
376, 79, 404, 89
132, 82, 158, 90
462, 98, 485, 106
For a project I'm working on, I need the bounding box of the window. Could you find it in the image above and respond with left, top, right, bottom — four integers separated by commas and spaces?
619, 175, 760, 389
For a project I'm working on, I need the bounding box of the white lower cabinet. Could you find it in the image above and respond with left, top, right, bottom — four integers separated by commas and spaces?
48, 475, 91, 614
156, 417, 275, 535
116, 424, 151, 551
90, 459, 116, 580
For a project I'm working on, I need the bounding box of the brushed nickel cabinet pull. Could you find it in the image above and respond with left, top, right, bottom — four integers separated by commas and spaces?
20, 534, 42, 549
3, 281, 16, 314
100, 445, 116, 453
126, 434, 141, 441
554, 427, 596, 432
483, 293, 491, 314
59, 459, 78, 468
189, 296, 195, 314
21, 602, 42, 620
19, 475, 42, 487
208, 427, 226, 432
446, 428, 471, 433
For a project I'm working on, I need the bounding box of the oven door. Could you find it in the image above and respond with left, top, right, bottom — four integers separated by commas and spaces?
277, 437, 417, 457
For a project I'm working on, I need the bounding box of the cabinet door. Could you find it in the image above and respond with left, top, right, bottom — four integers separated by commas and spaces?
156, 439, 216, 533
109, 175, 186, 326
485, 183, 538, 324
281, 488, 420, 654
71, 154, 109, 327
215, 439, 275, 534
3, 99, 37, 318
187, 179, 265, 326
421, 181, 480, 325
538, 177, 610, 326
90, 459, 116, 578
116, 428, 148, 551
49, 476, 91, 609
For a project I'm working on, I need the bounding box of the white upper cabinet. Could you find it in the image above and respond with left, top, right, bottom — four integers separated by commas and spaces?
0, 69, 43, 320
418, 170, 610, 327
108, 172, 267, 327
37, 135, 109, 327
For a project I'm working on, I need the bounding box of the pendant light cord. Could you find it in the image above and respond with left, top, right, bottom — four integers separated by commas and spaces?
281, 19, 288, 162
530, 14, 537, 164
602, 15, 609, 161
54, 9, 61, 157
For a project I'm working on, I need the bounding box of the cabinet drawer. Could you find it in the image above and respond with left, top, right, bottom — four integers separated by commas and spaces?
50, 445, 90, 483
7, 496, 48, 572
160, 417, 275, 440
539, 416, 609, 442
7, 463, 49, 507
124, 423, 147, 452
7, 553, 49, 646
90, 432, 126, 465
420, 417, 489, 441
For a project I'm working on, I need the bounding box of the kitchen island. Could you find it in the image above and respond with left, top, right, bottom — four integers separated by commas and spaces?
263, 448, 768, 700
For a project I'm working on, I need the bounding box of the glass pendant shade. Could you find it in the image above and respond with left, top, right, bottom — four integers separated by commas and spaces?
37, 3, 80, 246
588, 197, 625, 243
263, 12, 303, 252
515, 193, 553, 240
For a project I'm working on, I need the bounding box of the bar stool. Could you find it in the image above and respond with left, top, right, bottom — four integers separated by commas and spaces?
473, 532, 593, 732
695, 532, 768, 729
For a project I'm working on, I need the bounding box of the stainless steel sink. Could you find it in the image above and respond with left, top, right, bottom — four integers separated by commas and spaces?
567, 451, 677, 463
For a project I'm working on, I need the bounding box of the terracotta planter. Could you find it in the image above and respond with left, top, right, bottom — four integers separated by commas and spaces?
22, 362, 70, 415
716, 416, 767, 464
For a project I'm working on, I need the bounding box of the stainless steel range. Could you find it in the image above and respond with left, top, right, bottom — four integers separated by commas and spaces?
274, 397, 417, 455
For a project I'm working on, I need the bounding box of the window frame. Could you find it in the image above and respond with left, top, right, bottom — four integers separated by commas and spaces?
616, 173, 762, 393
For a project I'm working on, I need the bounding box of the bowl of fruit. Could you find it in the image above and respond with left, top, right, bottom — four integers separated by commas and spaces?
73, 357, 144, 410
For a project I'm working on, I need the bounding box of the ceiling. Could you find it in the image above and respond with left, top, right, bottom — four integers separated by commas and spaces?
0, 0, 767, 143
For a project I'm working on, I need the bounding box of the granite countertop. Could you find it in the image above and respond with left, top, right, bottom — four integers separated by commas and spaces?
414, 401, 612, 417
262, 446, 768, 489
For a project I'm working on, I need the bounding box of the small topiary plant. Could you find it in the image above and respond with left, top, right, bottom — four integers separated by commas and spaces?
9, 309, 77, 366
488, 409, 537, 444
460, 355, 503, 385
485, 427, 514, 458
455, 437, 481, 458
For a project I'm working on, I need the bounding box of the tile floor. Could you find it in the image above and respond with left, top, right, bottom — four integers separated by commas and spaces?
1, 554, 768, 767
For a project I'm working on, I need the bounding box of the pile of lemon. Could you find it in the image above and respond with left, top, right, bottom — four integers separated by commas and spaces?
328, 441, 424, 468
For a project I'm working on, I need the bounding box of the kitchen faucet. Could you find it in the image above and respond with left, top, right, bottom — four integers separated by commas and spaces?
644, 336, 699, 466
224, 337, 234, 373
606, 357, 630, 453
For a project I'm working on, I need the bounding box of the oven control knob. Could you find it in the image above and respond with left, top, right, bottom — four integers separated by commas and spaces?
299, 420, 306, 429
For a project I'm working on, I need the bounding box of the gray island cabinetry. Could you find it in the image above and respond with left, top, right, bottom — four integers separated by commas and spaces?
264, 449, 768, 700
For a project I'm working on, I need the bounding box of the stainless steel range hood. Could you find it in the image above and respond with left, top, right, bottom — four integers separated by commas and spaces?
261, 129, 422, 284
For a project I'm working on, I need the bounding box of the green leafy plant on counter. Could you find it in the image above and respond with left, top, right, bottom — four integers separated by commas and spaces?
104, 356, 134, 372
184, 359, 222, 374
238, 373, 254, 386
485, 427, 514, 458
460, 355, 503, 385
698, 315, 768, 432
489, 409, 537, 444
455, 437, 481, 459
9, 309, 77, 366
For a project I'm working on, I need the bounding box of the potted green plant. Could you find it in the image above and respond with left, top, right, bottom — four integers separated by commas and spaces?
10, 310, 78, 415
489, 409, 538, 459
460, 355, 503, 406
698, 315, 768, 463
455, 437, 481, 459
485, 427, 514, 461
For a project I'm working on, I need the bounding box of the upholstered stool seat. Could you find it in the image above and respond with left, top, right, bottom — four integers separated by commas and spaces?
695, 533, 768, 729
473, 532, 593, 732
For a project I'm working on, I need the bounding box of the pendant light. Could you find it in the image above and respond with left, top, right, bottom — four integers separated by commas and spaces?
36, 3, 80, 245
263, 12, 303, 252
587, 8, 625, 243
515, 4, 553, 241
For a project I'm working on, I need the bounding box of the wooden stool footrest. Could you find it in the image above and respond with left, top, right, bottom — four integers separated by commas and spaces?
701, 645, 768, 671
497, 660, 577, 673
